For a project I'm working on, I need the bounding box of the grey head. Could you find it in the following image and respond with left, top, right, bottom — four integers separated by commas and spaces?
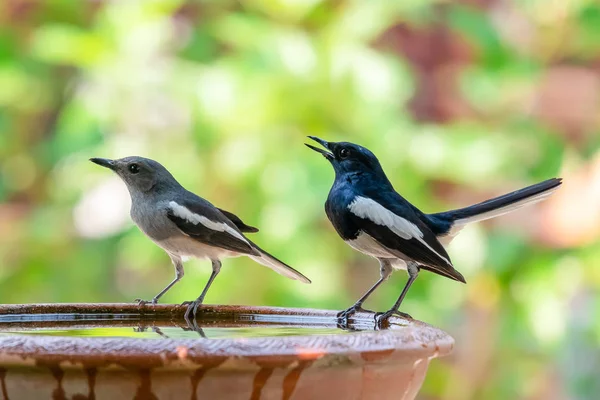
90, 156, 181, 195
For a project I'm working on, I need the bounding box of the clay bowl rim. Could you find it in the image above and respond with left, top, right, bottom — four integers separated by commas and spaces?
0, 303, 454, 369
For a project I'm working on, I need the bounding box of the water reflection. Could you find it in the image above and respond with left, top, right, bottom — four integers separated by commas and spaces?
0, 308, 407, 339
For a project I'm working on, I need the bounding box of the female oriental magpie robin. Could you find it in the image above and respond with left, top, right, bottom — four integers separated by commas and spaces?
306, 137, 562, 325
90, 156, 311, 322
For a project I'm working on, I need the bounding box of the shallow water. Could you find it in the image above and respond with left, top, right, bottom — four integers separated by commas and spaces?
0, 311, 378, 339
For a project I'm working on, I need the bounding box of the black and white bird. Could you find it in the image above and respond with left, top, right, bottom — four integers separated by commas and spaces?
306, 137, 562, 324
90, 156, 311, 320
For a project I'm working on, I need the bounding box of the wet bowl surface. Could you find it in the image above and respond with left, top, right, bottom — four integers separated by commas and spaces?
0, 304, 454, 400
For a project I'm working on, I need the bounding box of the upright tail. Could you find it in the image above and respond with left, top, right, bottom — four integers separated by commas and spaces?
429, 178, 562, 246
247, 240, 311, 284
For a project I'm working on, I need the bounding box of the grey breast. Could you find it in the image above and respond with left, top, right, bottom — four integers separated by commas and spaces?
130, 199, 180, 242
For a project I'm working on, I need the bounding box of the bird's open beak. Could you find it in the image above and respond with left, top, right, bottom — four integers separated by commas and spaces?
90, 158, 116, 170
305, 136, 334, 160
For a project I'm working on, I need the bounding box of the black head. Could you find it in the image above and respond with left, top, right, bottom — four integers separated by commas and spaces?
90, 156, 178, 193
305, 136, 387, 178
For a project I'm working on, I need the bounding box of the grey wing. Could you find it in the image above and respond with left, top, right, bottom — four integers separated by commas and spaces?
166, 197, 258, 256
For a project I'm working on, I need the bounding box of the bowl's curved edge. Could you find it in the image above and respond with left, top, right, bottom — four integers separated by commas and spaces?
0, 304, 455, 370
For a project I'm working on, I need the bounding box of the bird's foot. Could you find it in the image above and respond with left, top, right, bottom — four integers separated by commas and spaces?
133, 324, 168, 338
183, 300, 208, 338
335, 321, 366, 332
337, 304, 374, 322
135, 298, 158, 307
151, 326, 169, 338
182, 319, 207, 338
374, 309, 412, 328
133, 323, 148, 333
183, 299, 204, 323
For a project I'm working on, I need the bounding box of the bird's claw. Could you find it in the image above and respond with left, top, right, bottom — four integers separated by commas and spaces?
135, 298, 158, 307
133, 325, 168, 338
151, 326, 168, 338
182, 301, 208, 338
182, 318, 207, 338
374, 309, 412, 328
337, 304, 374, 322
336, 321, 364, 332
183, 300, 203, 324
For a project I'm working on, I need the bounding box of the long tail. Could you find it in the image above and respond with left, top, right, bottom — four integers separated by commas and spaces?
247, 241, 311, 284
430, 178, 562, 246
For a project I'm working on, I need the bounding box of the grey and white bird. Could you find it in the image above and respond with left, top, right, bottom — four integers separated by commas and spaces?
90, 156, 311, 320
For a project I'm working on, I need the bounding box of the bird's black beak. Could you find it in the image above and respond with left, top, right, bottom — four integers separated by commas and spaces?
305, 136, 334, 160
90, 158, 116, 170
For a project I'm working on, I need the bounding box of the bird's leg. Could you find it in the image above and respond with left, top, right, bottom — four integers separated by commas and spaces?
184, 260, 221, 323
182, 318, 208, 338
136, 255, 184, 306
338, 259, 393, 322
132, 323, 169, 338
376, 262, 419, 326
337, 284, 381, 321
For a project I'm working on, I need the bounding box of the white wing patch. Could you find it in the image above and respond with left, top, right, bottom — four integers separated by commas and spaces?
169, 201, 248, 243
348, 196, 451, 266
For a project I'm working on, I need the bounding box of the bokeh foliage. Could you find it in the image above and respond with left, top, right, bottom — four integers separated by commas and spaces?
1, 1, 599, 399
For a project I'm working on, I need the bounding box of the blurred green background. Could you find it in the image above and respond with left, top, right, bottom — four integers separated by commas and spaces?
1, 0, 599, 399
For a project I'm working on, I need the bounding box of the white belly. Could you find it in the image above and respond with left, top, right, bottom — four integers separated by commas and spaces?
390, 259, 407, 271
158, 236, 242, 260
346, 231, 394, 258
346, 232, 408, 271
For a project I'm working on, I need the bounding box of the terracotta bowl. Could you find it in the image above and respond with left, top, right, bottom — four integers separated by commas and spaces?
0, 304, 454, 400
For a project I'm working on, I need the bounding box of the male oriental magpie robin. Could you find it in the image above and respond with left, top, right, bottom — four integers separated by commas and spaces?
305, 137, 562, 324
90, 156, 311, 321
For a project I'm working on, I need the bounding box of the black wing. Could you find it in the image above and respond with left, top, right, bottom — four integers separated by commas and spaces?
216, 208, 259, 233
167, 195, 257, 256
351, 192, 465, 283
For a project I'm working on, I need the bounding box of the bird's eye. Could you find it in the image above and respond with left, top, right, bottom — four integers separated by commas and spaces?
339, 148, 350, 159
128, 164, 140, 174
